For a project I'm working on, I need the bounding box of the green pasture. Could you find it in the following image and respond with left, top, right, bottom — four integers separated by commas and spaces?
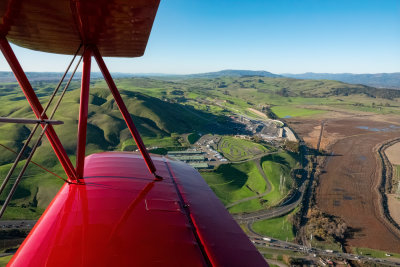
121, 136, 179, 150
200, 161, 267, 206
257, 247, 302, 257
0, 255, 13, 267
310, 238, 342, 252
260, 152, 298, 205
227, 152, 298, 213
252, 210, 297, 241
0, 158, 65, 219
352, 247, 400, 259
271, 106, 327, 118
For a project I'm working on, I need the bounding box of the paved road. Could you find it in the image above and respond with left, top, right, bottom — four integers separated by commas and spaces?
249, 236, 400, 266
233, 181, 306, 223
0, 220, 37, 229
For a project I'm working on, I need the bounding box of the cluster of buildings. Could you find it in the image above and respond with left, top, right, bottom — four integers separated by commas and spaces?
206, 147, 227, 162
167, 150, 210, 169
165, 111, 297, 169
167, 144, 229, 169
230, 115, 297, 142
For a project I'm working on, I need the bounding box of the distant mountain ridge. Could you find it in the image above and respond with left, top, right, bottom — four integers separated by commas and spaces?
1, 70, 399, 89
183, 69, 281, 78
282, 72, 400, 89
0, 71, 133, 82
0, 70, 281, 82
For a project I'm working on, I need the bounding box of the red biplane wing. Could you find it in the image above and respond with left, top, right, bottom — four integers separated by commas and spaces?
9, 153, 267, 266
0, 0, 268, 266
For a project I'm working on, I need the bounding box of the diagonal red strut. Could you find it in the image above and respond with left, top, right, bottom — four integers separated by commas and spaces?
76, 47, 92, 179
0, 38, 77, 180
0, 39, 156, 179
92, 46, 156, 175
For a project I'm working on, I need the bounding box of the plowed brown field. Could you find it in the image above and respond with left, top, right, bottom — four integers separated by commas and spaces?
288, 114, 400, 253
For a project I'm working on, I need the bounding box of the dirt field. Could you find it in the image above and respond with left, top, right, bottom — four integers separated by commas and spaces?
385, 141, 400, 227
288, 112, 400, 253
386, 142, 400, 165
247, 108, 268, 119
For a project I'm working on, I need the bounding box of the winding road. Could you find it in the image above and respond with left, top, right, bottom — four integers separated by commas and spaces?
225, 158, 272, 208
232, 181, 306, 223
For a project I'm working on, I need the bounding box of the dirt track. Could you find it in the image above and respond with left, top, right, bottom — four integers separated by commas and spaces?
288, 114, 400, 253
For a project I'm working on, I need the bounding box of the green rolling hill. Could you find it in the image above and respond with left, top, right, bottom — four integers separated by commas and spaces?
0, 81, 244, 217
0, 74, 400, 219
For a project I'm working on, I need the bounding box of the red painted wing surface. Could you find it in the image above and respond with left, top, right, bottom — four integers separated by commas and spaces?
8, 153, 267, 266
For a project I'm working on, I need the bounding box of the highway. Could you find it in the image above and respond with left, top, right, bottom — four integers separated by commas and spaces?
0, 220, 36, 229
232, 179, 307, 223
249, 236, 400, 266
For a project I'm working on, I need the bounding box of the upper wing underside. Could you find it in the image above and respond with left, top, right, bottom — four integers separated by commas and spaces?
0, 0, 160, 57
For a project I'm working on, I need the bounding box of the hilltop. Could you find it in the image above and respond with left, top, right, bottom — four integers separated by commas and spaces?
0, 71, 136, 83
1, 70, 400, 89
283, 72, 400, 89
180, 69, 281, 79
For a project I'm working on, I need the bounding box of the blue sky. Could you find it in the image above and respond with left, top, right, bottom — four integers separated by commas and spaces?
1, 0, 399, 74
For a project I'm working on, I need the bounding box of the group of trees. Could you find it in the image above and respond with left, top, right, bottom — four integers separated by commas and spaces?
284, 140, 299, 153
272, 82, 400, 100
307, 208, 348, 242
331, 86, 400, 100
275, 87, 290, 97
261, 106, 277, 119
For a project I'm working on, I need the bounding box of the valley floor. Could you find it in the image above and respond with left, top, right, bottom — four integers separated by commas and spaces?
287, 112, 400, 254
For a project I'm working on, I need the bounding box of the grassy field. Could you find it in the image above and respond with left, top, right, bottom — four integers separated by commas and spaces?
122, 135, 180, 150
260, 152, 298, 205
217, 136, 271, 161
226, 152, 299, 213
257, 247, 303, 257
252, 208, 297, 241
352, 247, 400, 258
0, 255, 13, 267
271, 106, 327, 118
228, 197, 266, 213
200, 160, 267, 206
309, 237, 342, 252
0, 158, 64, 219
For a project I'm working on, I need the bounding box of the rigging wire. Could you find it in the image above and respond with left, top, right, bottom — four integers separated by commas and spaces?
48, 48, 84, 119
43, 43, 83, 117
0, 144, 67, 182
0, 44, 83, 218
0, 44, 82, 197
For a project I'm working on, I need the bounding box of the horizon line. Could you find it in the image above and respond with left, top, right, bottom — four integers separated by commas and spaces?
0, 69, 399, 76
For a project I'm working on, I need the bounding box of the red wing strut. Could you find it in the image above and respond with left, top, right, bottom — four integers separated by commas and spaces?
0, 1, 268, 266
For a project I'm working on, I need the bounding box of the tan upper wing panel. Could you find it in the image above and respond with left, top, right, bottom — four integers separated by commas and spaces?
0, 0, 160, 57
